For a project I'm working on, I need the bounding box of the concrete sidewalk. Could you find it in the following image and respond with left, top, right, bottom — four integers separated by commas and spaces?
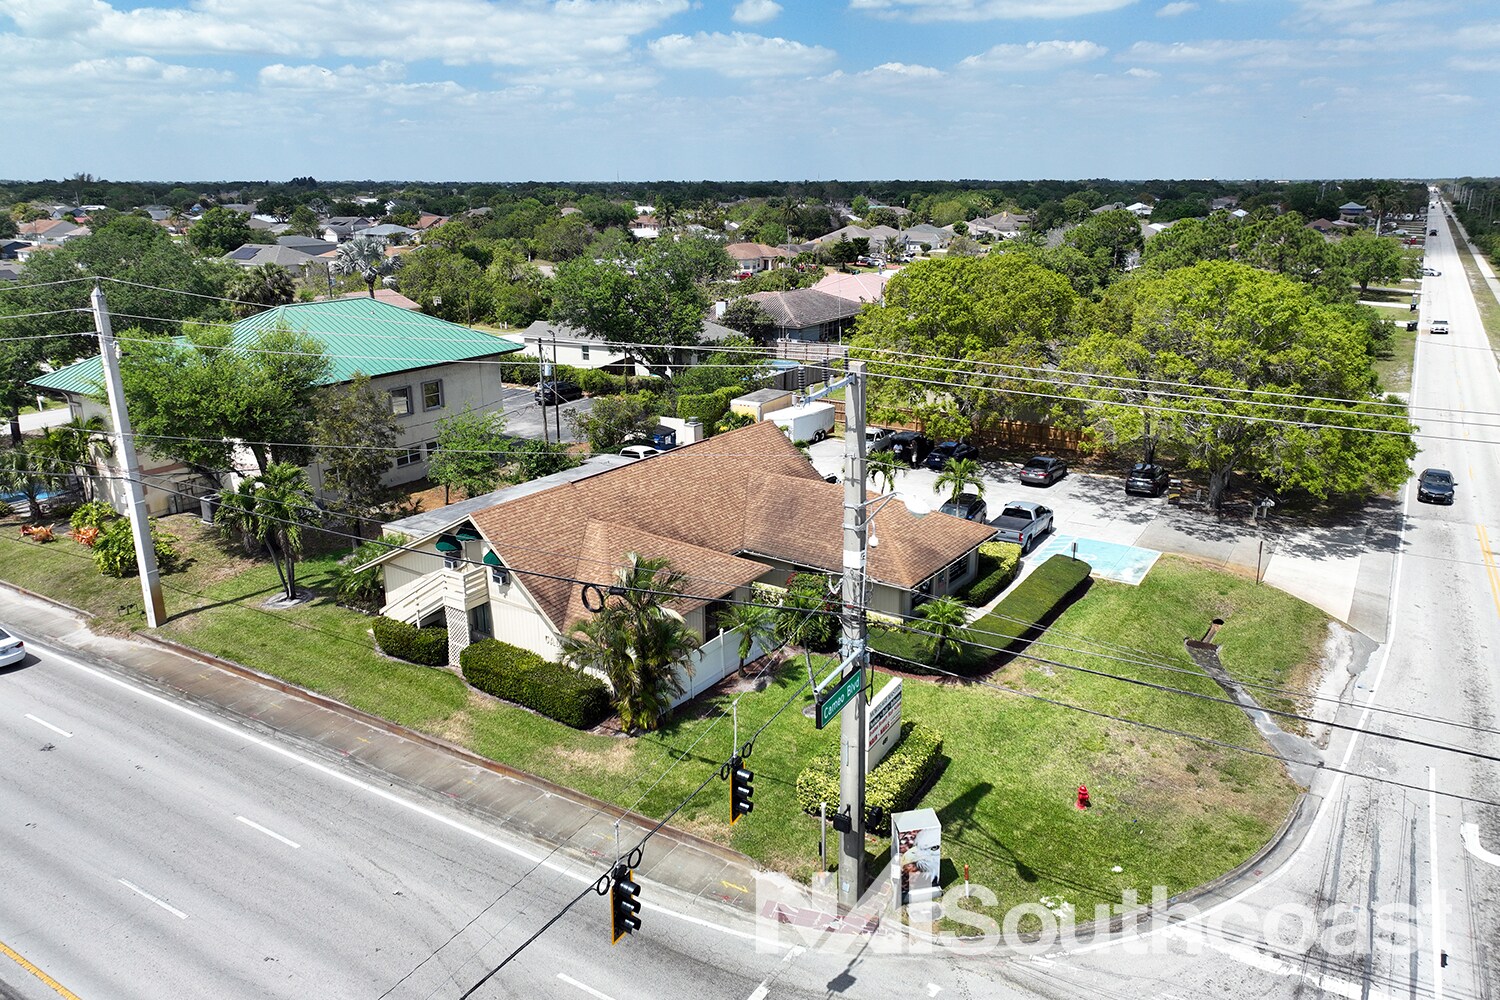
2, 584, 760, 917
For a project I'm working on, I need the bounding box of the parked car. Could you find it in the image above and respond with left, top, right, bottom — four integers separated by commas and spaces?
888, 431, 933, 467
865, 426, 896, 453
1422, 267, 1441, 277
923, 440, 979, 471
1124, 462, 1171, 497
1432, 318, 1449, 335
1430, 229, 1439, 236
1416, 468, 1456, 504
991, 501, 1054, 552
0, 627, 25, 668
534, 380, 583, 405
619, 444, 661, 460
1018, 455, 1067, 486
939, 492, 988, 522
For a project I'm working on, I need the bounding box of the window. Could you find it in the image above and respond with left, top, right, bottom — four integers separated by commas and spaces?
424, 440, 439, 458
394, 446, 423, 469
580, 344, 590, 361
389, 386, 412, 416
469, 604, 492, 638
422, 379, 444, 411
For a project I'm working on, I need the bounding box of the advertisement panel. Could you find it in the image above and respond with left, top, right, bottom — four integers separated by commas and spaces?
890, 808, 942, 906
864, 678, 902, 770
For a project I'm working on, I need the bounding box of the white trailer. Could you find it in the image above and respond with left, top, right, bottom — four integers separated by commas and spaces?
768, 401, 837, 443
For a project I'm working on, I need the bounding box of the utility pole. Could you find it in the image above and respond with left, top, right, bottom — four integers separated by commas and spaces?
92, 283, 166, 628
535, 336, 550, 445
552, 330, 562, 444
837, 359, 869, 910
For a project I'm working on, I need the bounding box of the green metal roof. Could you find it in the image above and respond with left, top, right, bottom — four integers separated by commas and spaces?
31, 297, 523, 396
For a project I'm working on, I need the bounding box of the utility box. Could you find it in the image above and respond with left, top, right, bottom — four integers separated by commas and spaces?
730, 388, 795, 421
891, 809, 943, 906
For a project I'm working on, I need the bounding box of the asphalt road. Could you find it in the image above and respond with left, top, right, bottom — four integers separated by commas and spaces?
498, 385, 592, 444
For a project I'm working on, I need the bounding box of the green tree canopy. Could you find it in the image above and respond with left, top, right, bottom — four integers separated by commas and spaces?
188, 206, 255, 257
311, 373, 401, 530
426, 403, 507, 501
851, 253, 1083, 440
1063, 261, 1415, 507
396, 245, 490, 324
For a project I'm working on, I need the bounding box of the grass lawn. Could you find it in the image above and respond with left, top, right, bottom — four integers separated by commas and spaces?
2, 512, 1326, 925
1373, 313, 1418, 394
1452, 237, 1500, 356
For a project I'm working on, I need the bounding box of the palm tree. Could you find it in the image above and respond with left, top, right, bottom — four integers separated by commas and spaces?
217, 462, 313, 602
718, 601, 777, 673
868, 449, 902, 496
559, 553, 701, 732
227, 263, 297, 317
0, 446, 46, 521
331, 236, 394, 297
32, 416, 111, 501
934, 457, 984, 506
917, 596, 970, 665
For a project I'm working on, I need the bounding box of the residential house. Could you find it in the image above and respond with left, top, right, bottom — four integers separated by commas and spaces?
364, 420, 995, 697
900, 223, 953, 250
0, 265, 21, 283
355, 223, 419, 244
221, 243, 323, 275
630, 215, 661, 239
965, 212, 1030, 240
0, 239, 28, 260
1126, 202, 1154, 218
811, 224, 905, 250
29, 297, 525, 515
277, 235, 338, 255
1210, 197, 1239, 212
812, 270, 893, 305
17, 218, 89, 245
1307, 218, 1336, 236
246, 217, 290, 235
746, 288, 864, 342
328, 289, 421, 310
517, 318, 742, 373
414, 213, 448, 231
725, 242, 791, 274
321, 216, 377, 243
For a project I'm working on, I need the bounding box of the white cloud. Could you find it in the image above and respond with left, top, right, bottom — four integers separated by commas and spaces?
1449, 55, 1500, 71
960, 39, 1107, 70
732, 0, 783, 24
649, 31, 836, 77
64, 54, 232, 85
1124, 66, 1160, 77
0, 0, 691, 67
849, 0, 1136, 21
861, 61, 943, 77
1156, 1, 1197, 15
1125, 38, 1307, 66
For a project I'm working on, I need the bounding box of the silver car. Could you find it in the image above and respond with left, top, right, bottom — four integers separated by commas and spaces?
0, 627, 26, 668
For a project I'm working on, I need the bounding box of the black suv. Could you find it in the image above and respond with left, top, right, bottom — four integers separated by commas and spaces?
924, 440, 980, 471
535, 380, 583, 405
1124, 462, 1170, 497
939, 492, 988, 522
888, 431, 933, 467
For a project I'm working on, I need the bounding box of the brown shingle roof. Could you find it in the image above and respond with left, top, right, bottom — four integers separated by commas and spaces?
467, 420, 993, 632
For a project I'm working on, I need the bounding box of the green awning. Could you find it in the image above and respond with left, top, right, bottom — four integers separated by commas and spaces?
455, 525, 482, 542
483, 550, 503, 567
435, 534, 461, 553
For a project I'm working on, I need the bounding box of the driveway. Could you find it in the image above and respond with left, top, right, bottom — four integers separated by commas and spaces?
498, 385, 593, 444
805, 439, 1398, 638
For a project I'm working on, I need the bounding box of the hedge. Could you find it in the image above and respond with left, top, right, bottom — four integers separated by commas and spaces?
372, 616, 449, 666
459, 638, 612, 730
956, 541, 1023, 607
968, 554, 1091, 656
676, 385, 740, 428
795, 721, 943, 834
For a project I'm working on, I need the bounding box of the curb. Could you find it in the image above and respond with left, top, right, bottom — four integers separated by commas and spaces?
134, 632, 757, 870
1, 580, 95, 620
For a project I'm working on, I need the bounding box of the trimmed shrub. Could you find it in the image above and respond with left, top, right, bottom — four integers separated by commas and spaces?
501, 354, 543, 386
676, 385, 739, 427
956, 541, 1022, 606
0, 499, 12, 518
71, 500, 120, 535
796, 721, 943, 834
372, 616, 449, 666
574, 368, 628, 396
92, 517, 179, 576
460, 638, 611, 729
968, 554, 1091, 655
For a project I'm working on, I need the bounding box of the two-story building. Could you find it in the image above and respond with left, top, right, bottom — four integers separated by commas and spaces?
29, 297, 524, 515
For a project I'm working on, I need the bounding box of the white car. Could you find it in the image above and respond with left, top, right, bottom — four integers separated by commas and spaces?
1431, 319, 1450, 335
0, 627, 25, 667
1422, 267, 1441, 277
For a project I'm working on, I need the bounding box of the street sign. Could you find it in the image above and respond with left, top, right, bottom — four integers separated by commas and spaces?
816, 668, 863, 730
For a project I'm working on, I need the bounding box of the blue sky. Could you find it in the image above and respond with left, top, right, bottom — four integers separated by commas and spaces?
0, 0, 1493, 181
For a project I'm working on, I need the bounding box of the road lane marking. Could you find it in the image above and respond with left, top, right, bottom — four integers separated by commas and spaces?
118, 878, 187, 919
1461, 822, 1500, 866
745, 946, 804, 1000
0, 938, 85, 1000
25, 713, 72, 738
556, 973, 617, 999
1477, 524, 1500, 622
47, 645, 775, 945
236, 815, 300, 849
1428, 768, 1444, 1000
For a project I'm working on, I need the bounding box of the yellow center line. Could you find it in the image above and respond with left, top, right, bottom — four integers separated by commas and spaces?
1477, 524, 1500, 623
0, 938, 84, 1000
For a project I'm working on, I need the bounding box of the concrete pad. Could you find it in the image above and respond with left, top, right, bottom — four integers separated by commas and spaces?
1031, 534, 1162, 586
1261, 550, 1359, 625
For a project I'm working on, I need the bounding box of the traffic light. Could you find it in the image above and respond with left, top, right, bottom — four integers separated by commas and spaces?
610, 865, 641, 943
730, 755, 754, 825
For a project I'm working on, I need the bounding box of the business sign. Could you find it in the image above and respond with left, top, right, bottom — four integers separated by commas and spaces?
816, 667, 862, 730
865, 678, 902, 771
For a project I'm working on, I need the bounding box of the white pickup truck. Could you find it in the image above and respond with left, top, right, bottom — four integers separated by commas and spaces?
990, 500, 1055, 552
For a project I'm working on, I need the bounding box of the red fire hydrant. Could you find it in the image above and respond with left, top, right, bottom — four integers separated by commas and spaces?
1076, 784, 1091, 810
